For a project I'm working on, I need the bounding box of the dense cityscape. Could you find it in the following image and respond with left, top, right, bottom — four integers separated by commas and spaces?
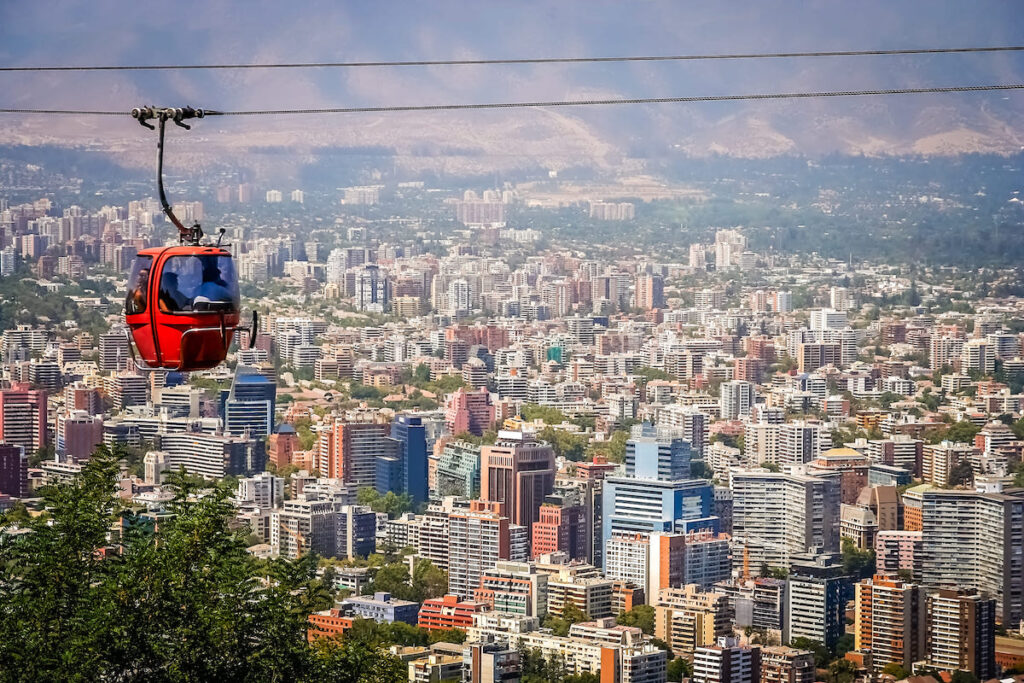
1, 146, 1024, 683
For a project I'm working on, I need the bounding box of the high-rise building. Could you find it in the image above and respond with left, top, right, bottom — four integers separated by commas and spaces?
354, 264, 389, 313
272, 500, 375, 560
475, 560, 549, 618
783, 553, 850, 652
64, 382, 102, 416
636, 274, 666, 310
720, 381, 755, 421
602, 477, 716, 569
98, 331, 131, 373
445, 388, 495, 437
926, 589, 996, 680
777, 422, 830, 465
481, 431, 555, 534
222, 366, 276, 437
919, 488, 1024, 627
854, 576, 927, 672
566, 316, 596, 345
448, 500, 512, 599
730, 469, 840, 570
152, 432, 266, 479
626, 422, 692, 481
435, 439, 482, 499
236, 472, 285, 509
961, 339, 996, 375
547, 570, 615, 619
693, 637, 761, 683
463, 642, 521, 683
655, 585, 733, 657
0, 443, 28, 498
268, 425, 301, 469
656, 405, 709, 460
531, 491, 588, 560
56, 410, 103, 462
0, 383, 47, 452
110, 373, 147, 411
809, 309, 847, 331
323, 422, 400, 493
922, 441, 978, 487
606, 530, 731, 601
391, 415, 428, 505
1, 325, 46, 362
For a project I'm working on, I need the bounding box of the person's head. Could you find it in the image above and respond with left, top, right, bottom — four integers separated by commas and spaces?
164, 272, 178, 287
202, 259, 220, 281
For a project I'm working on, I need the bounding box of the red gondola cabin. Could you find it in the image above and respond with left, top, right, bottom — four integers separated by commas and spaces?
125, 245, 241, 371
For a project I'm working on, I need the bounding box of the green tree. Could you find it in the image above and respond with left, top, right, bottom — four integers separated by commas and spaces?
949, 671, 979, 683
427, 627, 466, 645
632, 366, 675, 382
942, 420, 982, 444
538, 426, 588, 461
827, 658, 858, 683
0, 446, 404, 682
520, 403, 570, 424
790, 637, 830, 668
841, 537, 877, 580
881, 662, 911, 680
616, 604, 656, 634
667, 657, 693, 682
1012, 462, 1024, 488
356, 487, 413, 518
411, 559, 449, 602
948, 460, 975, 487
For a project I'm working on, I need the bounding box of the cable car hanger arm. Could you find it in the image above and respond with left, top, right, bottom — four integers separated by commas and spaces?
131, 106, 219, 245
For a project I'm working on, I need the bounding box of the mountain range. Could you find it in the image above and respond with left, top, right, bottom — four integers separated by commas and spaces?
2, 1, 1022, 177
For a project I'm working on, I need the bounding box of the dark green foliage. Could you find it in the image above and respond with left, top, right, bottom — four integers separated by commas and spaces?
790, 637, 830, 668
827, 658, 858, 683
588, 429, 630, 464
841, 537, 876, 580
881, 663, 911, 680
927, 420, 982, 444
0, 447, 404, 683
362, 558, 448, 603
667, 657, 693, 682
351, 383, 386, 401
1013, 462, 1024, 488
690, 460, 713, 479
616, 604, 655, 634
428, 628, 467, 645
835, 633, 855, 658
949, 671, 979, 683
631, 366, 675, 382
520, 403, 570, 424
538, 426, 588, 461
357, 487, 413, 517
948, 459, 975, 487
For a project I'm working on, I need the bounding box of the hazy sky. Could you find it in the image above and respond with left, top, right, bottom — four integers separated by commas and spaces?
2, 1, 1022, 160
3, 1, 1021, 110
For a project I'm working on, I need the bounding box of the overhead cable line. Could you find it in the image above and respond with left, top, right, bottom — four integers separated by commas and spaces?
2, 45, 1023, 72
1, 83, 1023, 118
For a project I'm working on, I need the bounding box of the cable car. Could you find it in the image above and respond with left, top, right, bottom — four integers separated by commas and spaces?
124, 106, 255, 371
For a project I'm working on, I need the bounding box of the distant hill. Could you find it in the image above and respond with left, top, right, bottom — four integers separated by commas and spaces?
2, 1, 1022, 174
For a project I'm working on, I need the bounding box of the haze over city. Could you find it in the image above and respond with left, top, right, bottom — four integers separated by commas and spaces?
1, 3, 1023, 683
